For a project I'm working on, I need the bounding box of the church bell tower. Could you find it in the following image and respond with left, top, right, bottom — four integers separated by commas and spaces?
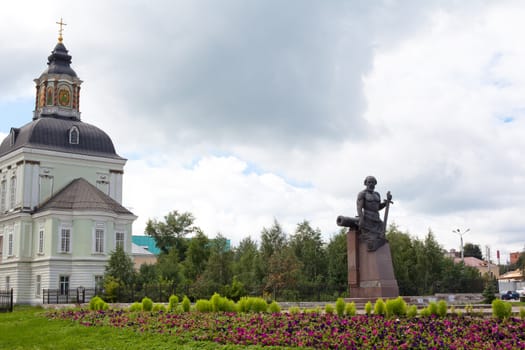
33, 19, 82, 121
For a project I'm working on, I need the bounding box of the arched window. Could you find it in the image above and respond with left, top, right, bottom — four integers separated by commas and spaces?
69, 126, 79, 144
46, 87, 54, 106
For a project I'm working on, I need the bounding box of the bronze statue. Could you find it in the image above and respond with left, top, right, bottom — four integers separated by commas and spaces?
337, 175, 392, 252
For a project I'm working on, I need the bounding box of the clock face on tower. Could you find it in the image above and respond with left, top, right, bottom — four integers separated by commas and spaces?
59, 88, 71, 106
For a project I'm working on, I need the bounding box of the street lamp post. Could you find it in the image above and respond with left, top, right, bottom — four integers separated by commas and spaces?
453, 228, 470, 262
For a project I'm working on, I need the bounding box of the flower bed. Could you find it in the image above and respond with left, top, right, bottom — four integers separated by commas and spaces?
48, 309, 525, 349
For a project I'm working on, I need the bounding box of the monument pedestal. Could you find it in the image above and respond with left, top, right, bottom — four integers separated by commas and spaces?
347, 229, 399, 300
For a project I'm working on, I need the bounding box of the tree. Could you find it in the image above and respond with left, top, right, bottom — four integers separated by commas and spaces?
463, 243, 483, 259
289, 220, 327, 299
145, 210, 198, 259
197, 234, 233, 298
326, 229, 348, 295
387, 226, 485, 295
260, 219, 287, 260
232, 237, 263, 295
182, 229, 210, 281
157, 247, 183, 284
265, 247, 302, 300
136, 263, 159, 285
104, 245, 136, 287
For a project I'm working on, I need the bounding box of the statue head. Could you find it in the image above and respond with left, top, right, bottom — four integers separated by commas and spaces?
364, 176, 377, 190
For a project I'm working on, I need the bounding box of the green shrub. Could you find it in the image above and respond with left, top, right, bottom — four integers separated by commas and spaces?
182, 295, 191, 312
168, 295, 179, 312
128, 302, 142, 312
89, 296, 108, 311
89, 296, 102, 311
141, 297, 153, 312
385, 297, 407, 318
374, 298, 386, 316
236, 296, 267, 313
251, 297, 268, 313
407, 305, 418, 318
437, 300, 448, 317
465, 303, 473, 314
305, 307, 322, 314
345, 302, 356, 316
288, 306, 300, 314
210, 293, 222, 312
364, 301, 372, 316
428, 301, 438, 316
449, 305, 456, 315
520, 307, 525, 320
152, 303, 166, 312
419, 307, 430, 317
195, 299, 212, 312
236, 297, 249, 313
335, 298, 345, 317
268, 301, 281, 313
492, 299, 512, 320
325, 304, 335, 314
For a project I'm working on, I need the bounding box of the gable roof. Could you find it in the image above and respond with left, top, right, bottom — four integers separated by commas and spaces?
35, 178, 134, 215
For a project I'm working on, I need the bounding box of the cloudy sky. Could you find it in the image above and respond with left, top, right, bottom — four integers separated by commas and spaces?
1, 0, 524, 262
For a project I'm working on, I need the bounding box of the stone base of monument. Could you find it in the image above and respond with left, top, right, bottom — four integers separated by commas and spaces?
346, 229, 399, 301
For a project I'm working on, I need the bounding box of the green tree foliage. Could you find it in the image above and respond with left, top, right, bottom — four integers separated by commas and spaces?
104, 245, 135, 287
232, 237, 263, 295
326, 229, 348, 294
387, 226, 484, 295
265, 246, 302, 300
196, 234, 234, 298
182, 229, 210, 281
289, 220, 327, 299
157, 246, 182, 284
145, 210, 197, 259
463, 243, 483, 259
136, 263, 159, 285
516, 252, 525, 275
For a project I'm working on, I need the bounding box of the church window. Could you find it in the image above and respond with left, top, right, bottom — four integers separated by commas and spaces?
95, 228, 104, 253
36, 275, 41, 297
59, 275, 69, 295
7, 232, 13, 256
115, 231, 125, 250
94, 275, 103, 290
46, 87, 54, 106
60, 228, 71, 253
1, 180, 6, 212
5, 276, 9, 290
69, 126, 79, 144
9, 176, 16, 209
38, 228, 44, 254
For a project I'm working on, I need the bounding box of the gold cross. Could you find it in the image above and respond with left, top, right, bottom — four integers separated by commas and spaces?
56, 18, 67, 42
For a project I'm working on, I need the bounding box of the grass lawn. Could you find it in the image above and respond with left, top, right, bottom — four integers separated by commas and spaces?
0, 306, 293, 350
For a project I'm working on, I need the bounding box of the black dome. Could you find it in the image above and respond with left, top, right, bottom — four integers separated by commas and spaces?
40, 42, 77, 77
0, 117, 122, 159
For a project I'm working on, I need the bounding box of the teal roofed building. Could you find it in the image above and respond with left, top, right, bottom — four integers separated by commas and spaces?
132, 235, 231, 256
132, 236, 161, 255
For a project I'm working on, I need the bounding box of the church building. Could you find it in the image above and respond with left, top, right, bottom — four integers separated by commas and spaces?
0, 28, 136, 304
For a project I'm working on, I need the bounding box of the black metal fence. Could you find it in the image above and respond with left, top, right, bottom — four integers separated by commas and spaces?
42, 284, 177, 304
106, 283, 177, 303
42, 287, 100, 304
0, 289, 13, 312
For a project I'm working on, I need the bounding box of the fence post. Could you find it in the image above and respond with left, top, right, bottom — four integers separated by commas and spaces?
10, 288, 13, 312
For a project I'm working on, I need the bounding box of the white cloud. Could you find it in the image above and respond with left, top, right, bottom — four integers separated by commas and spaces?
0, 1, 524, 262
